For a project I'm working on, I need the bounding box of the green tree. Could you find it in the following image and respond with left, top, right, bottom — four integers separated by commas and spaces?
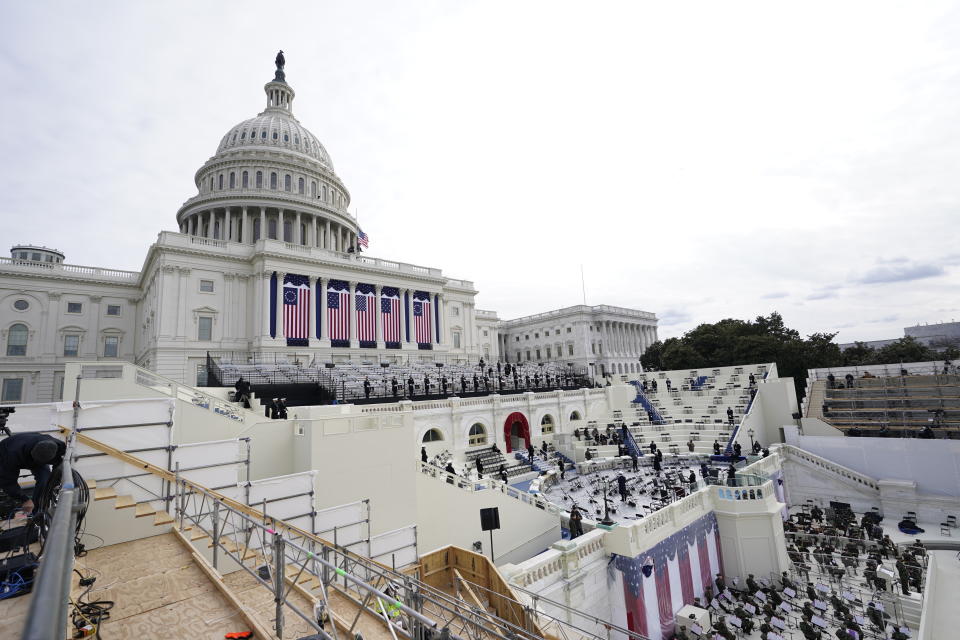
874, 337, 937, 365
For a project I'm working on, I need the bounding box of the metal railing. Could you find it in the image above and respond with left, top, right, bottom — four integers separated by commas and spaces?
22, 377, 87, 640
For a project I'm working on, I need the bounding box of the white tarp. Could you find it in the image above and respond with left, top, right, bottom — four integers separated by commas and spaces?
369, 525, 418, 568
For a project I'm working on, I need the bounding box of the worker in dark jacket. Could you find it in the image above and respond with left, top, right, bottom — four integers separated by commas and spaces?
0, 432, 66, 513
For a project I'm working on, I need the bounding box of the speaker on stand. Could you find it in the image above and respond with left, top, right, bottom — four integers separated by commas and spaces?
480, 507, 501, 563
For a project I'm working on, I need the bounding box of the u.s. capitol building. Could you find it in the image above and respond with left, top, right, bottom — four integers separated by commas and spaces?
0, 54, 657, 403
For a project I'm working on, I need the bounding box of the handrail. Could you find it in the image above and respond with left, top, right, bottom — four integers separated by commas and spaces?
23, 378, 87, 640
58, 426, 549, 640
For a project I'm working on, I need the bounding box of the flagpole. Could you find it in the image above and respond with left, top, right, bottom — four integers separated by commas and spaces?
580, 264, 587, 306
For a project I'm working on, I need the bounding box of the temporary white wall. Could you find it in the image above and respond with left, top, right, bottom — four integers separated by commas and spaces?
784, 427, 960, 498
414, 470, 561, 565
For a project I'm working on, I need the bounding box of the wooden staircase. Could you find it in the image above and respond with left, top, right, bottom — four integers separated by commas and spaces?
86, 479, 177, 527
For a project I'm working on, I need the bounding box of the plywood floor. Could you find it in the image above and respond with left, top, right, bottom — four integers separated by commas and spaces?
70, 533, 250, 639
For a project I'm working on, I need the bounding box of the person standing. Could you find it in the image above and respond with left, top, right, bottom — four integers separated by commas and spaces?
617, 473, 628, 501
569, 505, 584, 538
476, 457, 484, 479
421, 447, 428, 464
363, 377, 371, 399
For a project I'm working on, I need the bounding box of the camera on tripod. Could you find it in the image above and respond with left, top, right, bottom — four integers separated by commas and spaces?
0, 406, 15, 436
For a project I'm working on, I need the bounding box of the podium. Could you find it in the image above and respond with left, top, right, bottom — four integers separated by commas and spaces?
675, 605, 710, 633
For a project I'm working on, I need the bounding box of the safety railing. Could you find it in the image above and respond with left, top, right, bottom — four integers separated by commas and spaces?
63, 427, 553, 640
22, 377, 88, 640
418, 461, 561, 516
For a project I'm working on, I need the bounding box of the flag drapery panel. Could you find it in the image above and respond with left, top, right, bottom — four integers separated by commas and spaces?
327, 279, 350, 347
283, 274, 310, 347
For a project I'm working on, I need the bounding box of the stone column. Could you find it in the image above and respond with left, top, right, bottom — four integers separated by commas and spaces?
319, 277, 328, 341
375, 285, 384, 348
348, 281, 357, 346
435, 294, 442, 345
275, 271, 286, 339
308, 275, 317, 343
325, 220, 332, 250
258, 272, 270, 340
295, 211, 301, 245
399, 289, 408, 345
278, 210, 285, 241
203, 211, 211, 238
241, 207, 248, 243
224, 208, 232, 241
258, 207, 266, 242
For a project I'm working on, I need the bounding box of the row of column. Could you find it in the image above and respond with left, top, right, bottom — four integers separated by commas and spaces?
180, 206, 357, 252
599, 320, 657, 357
261, 272, 445, 346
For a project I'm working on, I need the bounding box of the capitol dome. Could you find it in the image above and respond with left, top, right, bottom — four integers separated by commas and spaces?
176, 53, 358, 253
214, 109, 334, 170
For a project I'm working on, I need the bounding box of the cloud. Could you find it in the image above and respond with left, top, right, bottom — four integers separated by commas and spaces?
856, 262, 945, 284
806, 290, 838, 300
868, 315, 899, 324
658, 309, 692, 326
761, 291, 788, 299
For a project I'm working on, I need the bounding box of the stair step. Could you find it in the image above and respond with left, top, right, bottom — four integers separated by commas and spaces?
114, 495, 136, 509
135, 502, 157, 518
153, 511, 174, 526
94, 487, 117, 501
190, 529, 209, 541
85, 478, 97, 490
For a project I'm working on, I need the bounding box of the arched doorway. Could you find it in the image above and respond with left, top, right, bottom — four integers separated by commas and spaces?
503, 412, 530, 453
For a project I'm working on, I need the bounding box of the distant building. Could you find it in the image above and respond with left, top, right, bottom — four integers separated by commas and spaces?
838, 320, 960, 351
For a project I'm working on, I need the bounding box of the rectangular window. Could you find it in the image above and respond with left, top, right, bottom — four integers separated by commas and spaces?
526, 350, 531, 361
64, 334, 80, 357
453, 332, 461, 348
66, 302, 83, 314
536, 349, 541, 360
106, 304, 121, 316
103, 336, 119, 358
515, 336, 519, 342
516, 351, 521, 362
451, 306, 460, 317
568, 344, 574, 356
1, 379, 23, 403
198, 317, 213, 341
567, 327, 572, 333
546, 346, 552, 359
483, 330, 488, 337
199, 280, 215, 293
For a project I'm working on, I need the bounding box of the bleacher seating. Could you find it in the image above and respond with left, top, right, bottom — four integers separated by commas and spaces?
210, 355, 591, 404
819, 372, 960, 435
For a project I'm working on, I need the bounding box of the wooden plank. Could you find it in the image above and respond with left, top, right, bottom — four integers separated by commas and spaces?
94, 487, 117, 501
172, 528, 275, 640
135, 502, 156, 518
154, 511, 174, 526
114, 495, 136, 509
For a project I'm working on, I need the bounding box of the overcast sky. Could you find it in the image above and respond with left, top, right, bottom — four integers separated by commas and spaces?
2, 1, 959, 342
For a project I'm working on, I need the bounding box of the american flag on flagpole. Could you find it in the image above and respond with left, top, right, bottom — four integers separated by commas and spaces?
327, 280, 350, 341
413, 292, 432, 345
356, 284, 376, 343
283, 274, 310, 344
358, 229, 369, 248
381, 286, 401, 344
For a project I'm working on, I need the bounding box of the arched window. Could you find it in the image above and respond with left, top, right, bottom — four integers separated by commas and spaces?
311, 181, 317, 197
569, 410, 582, 421
422, 428, 444, 443
251, 129, 256, 139
294, 135, 300, 145
209, 177, 214, 192
218, 174, 224, 189
298, 177, 304, 194
6, 323, 27, 356
268, 219, 278, 239
541, 415, 554, 434
300, 223, 306, 244
213, 221, 220, 239
256, 171, 263, 188
253, 218, 261, 241
272, 131, 278, 140
283, 221, 292, 242
242, 171, 249, 188
322, 185, 327, 201
261, 130, 267, 139
229, 172, 235, 188
284, 174, 291, 191
231, 132, 237, 143
283, 133, 289, 142
270, 172, 278, 189
240, 131, 246, 140
468, 424, 487, 447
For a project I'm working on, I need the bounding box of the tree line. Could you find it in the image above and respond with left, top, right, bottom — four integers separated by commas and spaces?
639, 312, 959, 400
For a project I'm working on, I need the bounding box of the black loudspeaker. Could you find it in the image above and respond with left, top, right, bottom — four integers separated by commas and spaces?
480, 507, 500, 531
